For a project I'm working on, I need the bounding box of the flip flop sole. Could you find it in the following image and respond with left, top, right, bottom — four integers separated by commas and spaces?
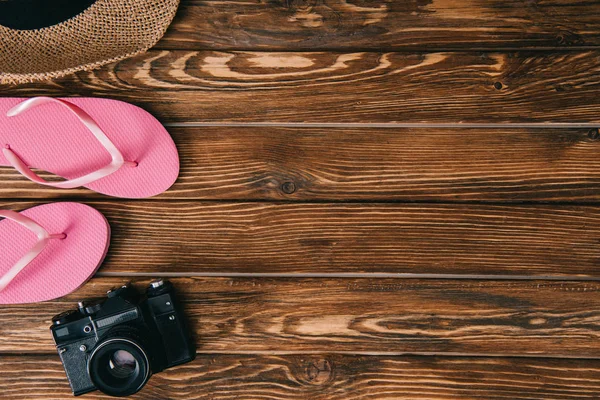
0, 98, 179, 198
0, 203, 110, 304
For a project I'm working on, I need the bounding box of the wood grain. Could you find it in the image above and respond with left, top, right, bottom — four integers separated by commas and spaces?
158, 0, 600, 51
1, 354, 599, 399
2, 126, 600, 202
3, 51, 600, 123
4, 2, 599, 398
3, 201, 599, 276
0, 277, 598, 356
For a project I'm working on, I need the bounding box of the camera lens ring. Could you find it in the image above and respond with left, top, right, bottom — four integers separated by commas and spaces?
87, 338, 151, 397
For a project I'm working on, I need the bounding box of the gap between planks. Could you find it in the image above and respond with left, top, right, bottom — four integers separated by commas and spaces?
4, 199, 600, 206
187, 351, 600, 360
164, 122, 600, 129
97, 272, 600, 281
5, 351, 600, 361
154, 46, 600, 53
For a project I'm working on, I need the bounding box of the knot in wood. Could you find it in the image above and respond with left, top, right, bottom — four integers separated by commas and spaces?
281, 181, 297, 194
588, 128, 600, 140
306, 359, 333, 385
305, 359, 333, 385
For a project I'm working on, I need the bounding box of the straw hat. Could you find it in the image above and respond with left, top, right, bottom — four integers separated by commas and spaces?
0, 0, 180, 84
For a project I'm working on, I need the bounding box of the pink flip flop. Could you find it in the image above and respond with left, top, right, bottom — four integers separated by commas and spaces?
0, 203, 110, 304
0, 97, 179, 198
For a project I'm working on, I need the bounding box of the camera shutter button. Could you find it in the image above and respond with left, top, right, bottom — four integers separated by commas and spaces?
150, 279, 164, 289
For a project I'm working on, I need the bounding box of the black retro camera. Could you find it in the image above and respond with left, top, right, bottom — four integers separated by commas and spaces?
50, 280, 195, 397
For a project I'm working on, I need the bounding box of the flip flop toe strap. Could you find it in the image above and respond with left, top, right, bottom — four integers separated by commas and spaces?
0, 210, 66, 293
2, 97, 137, 189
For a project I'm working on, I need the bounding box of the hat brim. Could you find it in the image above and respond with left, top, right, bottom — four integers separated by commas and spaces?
0, 0, 180, 84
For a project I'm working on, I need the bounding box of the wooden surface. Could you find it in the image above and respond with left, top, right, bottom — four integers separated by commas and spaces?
5, 51, 600, 124
2, 1, 600, 399
2, 127, 600, 202
159, 0, 600, 51
2, 201, 600, 276
2, 356, 599, 400
1, 278, 599, 356
3, 355, 599, 400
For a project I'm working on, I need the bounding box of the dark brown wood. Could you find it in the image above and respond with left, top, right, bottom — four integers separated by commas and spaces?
158, 0, 600, 51
3, 51, 600, 123
2, 126, 600, 202
4, 201, 599, 276
4, 2, 600, 398
1, 354, 599, 399
1, 277, 598, 356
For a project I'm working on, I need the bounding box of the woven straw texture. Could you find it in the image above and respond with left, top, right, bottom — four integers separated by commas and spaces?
0, 0, 180, 84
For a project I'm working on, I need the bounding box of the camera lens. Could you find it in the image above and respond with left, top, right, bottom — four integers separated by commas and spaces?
88, 339, 150, 397
109, 350, 137, 379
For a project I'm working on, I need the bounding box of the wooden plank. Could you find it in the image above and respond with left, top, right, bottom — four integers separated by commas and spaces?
3, 201, 599, 276
158, 0, 600, 51
1, 354, 599, 399
1, 277, 598, 356
3, 51, 600, 123
2, 126, 600, 202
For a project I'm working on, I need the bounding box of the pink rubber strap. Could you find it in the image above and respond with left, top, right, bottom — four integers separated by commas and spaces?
0, 210, 66, 293
2, 97, 135, 189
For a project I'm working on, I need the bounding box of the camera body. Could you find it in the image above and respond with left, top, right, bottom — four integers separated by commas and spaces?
50, 280, 195, 397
